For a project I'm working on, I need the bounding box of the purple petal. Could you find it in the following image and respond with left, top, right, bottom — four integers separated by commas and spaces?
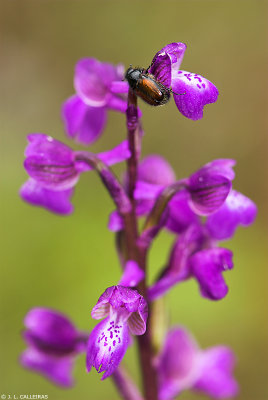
98, 140, 131, 166
20, 179, 74, 215
21, 348, 75, 387
108, 202, 151, 232
149, 51, 172, 87
206, 190, 257, 240
148, 271, 186, 303
107, 95, 143, 118
148, 224, 203, 301
74, 58, 123, 107
172, 70, 218, 120
110, 81, 129, 94
194, 346, 239, 398
166, 190, 199, 234
24, 134, 79, 190
108, 210, 124, 232
127, 294, 148, 335
157, 327, 199, 400
149, 43, 187, 87
86, 317, 131, 379
190, 248, 233, 300
195, 159, 236, 181
134, 181, 163, 201
119, 260, 145, 287
91, 286, 138, 319
107, 95, 128, 113
91, 286, 148, 336
138, 155, 176, 185
188, 175, 231, 216
23, 308, 78, 355
187, 160, 236, 215
187, 160, 235, 216
62, 95, 107, 146
74, 140, 131, 175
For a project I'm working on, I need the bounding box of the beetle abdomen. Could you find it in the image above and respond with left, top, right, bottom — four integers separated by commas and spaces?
136, 75, 170, 106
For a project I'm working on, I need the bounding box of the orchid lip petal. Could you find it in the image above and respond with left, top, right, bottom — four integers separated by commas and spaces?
190, 248, 233, 300
172, 70, 218, 120
86, 317, 131, 379
206, 190, 257, 239
20, 179, 74, 215
194, 346, 239, 398
20, 348, 75, 387
157, 326, 238, 399
62, 95, 107, 146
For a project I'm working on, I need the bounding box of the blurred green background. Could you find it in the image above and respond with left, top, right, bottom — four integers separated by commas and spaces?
1, 1, 267, 399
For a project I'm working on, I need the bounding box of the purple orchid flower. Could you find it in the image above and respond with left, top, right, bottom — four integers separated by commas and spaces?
62, 58, 140, 146
151, 42, 219, 120
136, 156, 234, 224
157, 326, 238, 400
148, 188, 256, 302
20, 308, 88, 387
87, 286, 147, 379
20, 133, 130, 214
148, 221, 234, 302
122, 42, 218, 120
108, 156, 234, 234
134, 157, 235, 219
141, 157, 256, 237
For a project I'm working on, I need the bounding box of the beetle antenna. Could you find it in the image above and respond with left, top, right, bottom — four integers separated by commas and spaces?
145, 58, 156, 74
169, 88, 186, 96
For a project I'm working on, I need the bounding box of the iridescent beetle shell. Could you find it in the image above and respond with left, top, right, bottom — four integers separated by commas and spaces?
125, 67, 171, 106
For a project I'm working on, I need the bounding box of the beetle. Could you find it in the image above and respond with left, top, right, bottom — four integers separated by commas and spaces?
125, 64, 184, 106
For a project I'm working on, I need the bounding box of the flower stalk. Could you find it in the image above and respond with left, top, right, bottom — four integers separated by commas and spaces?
75, 151, 132, 215
112, 366, 144, 400
124, 89, 159, 400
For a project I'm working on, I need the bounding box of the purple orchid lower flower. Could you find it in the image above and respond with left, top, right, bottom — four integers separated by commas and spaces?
20, 308, 88, 387
148, 206, 251, 301
157, 326, 238, 400
87, 286, 148, 379
20, 133, 130, 214
148, 182, 256, 301
148, 221, 234, 302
